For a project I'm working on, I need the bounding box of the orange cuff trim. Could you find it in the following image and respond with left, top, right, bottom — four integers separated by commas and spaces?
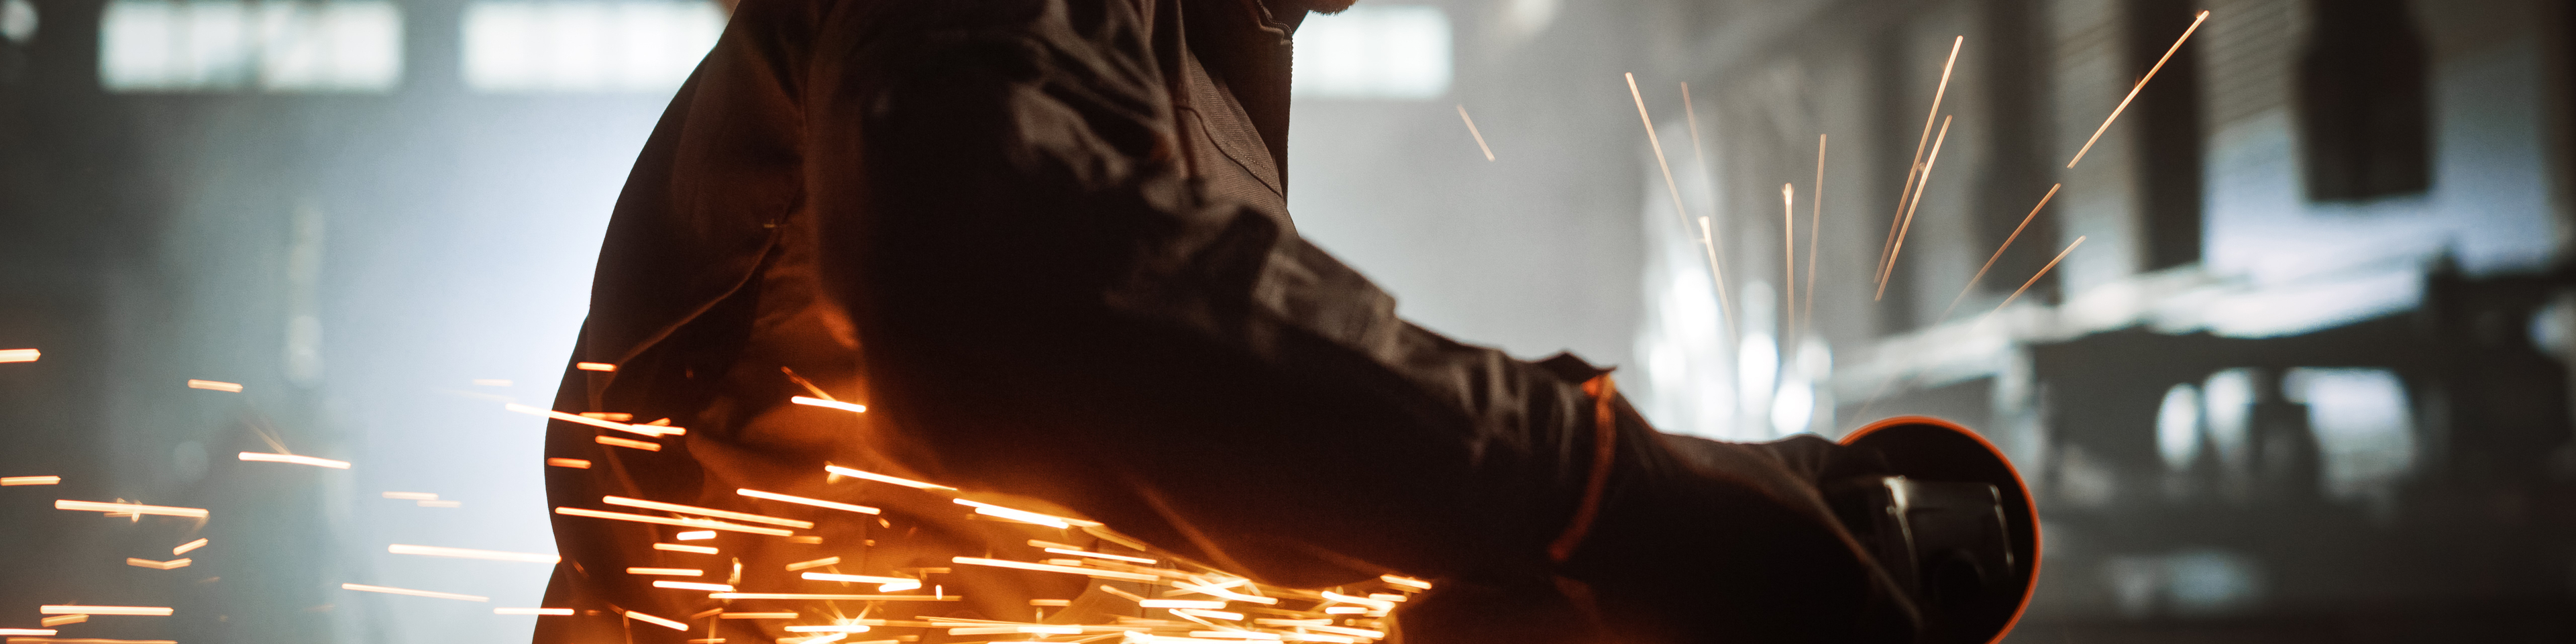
1548, 374, 1620, 564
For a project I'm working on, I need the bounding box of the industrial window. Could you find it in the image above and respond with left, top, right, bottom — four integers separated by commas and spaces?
1291, 5, 1450, 100
460, 0, 724, 93
98, 0, 402, 92
2296, 0, 2428, 201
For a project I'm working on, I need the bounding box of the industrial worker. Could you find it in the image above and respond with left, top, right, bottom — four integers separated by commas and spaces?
535, 0, 1924, 641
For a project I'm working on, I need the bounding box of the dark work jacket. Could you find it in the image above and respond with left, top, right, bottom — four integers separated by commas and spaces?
537, 0, 1918, 641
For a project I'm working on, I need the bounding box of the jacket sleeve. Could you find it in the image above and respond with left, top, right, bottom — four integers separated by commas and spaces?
802, 0, 1603, 587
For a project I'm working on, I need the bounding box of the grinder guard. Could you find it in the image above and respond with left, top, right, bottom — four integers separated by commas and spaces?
1831, 416, 2041, 644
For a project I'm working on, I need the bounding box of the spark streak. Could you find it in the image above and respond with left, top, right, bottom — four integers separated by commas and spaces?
1878, 36, 1964, 292
719, 612, 798, 619
1045, 548, 1154, 564
1941, 184, 2061, 321
1455, 105, 1494, 161
1379, 575, 1432, 590
786, 556, 841, 571
737, 488, 880, 515
0, 630, 57, 636
237, 452, 350, 469
706, 593, 962, 601
955, 499, 1100, 527
123, 558, 190, 570
792, 396, 867, 413
0, 349, 35, 362
1631, 72, 1737, 335
186, 380, 243, 392
382, 492, 437, 500
551, 506, 797, 536
625, 610, 688, 631
604, 496, 814, 529
172, 538, 207, 555
55, 500, 207, 519
2067, 11, 2210, 168
1988, 237, 2086, 317
595, 435, 659, 451
508, 402, 678, 437
1783, 183, 1797, 341
653, 581, 736, 592
1806, 133, 1825, 337
823, 465, 955, 490
389, 544, 560, 564
953, 557, 1159, 582
2, 476, 60, 486
340, 583, 489, 602
545, 458, 591, 468
1876, 115, 1951, 301
576, 362, 618, 372
655, 543, 719, 554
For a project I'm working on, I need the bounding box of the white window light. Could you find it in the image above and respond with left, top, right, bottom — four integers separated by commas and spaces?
1292, 5, 1450, 100
99, 0, 401, 93
461, 1, 724, 93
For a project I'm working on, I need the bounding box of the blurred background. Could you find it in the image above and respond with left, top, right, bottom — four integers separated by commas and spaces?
0, 0, 2569, 641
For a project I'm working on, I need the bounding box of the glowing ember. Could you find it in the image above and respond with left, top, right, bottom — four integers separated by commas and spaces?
1454, 105, 1495, 161
594, 435, 661, 451
575, 362, 618, 372
625, 610, 689, 631
736, 488, 880, 515
510, 402, 680, 437
1, 476, 61, 486
792, 396, 868, 413
706, 593, 962, 601
186, 379, 242, 392
953, 498, 1101, 527
652, 580, 737, 592
655, 543, 719, 554
237, 452, 351, 469
123, 557, 191, 570
629, 567, 704, 576
38, 606, 171, 616
719, 612, 798, 619
785, 556, 841, 571
545, 458, 592, 468
603, 496, 815, 529
2068, 11, 2211, 168
0, 349, 37, 362
823, 465, 955, 490
551, 506, 796, 536
676, 530, 717, 540
172, 538, 207, 555
55, 500, 206, 519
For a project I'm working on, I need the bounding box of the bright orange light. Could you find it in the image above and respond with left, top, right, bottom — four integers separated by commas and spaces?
594, 435, 661, 451
706, 593, 963, 601
718, 612, 797, 619
551, 506, 796, 536
1138, 599, 1226, 609
125, 557, 191, 570
186, 379, 242, 392
1378, 574, 1431, 590
40, 606, 171, 616
602, 496, 814, 529
652, 581, 735, 592
737, 488, 880, 515
506, 402, 680, 437
791, 396, 867, 413
56, 500, 207, 519
575, 362, 618, 372
1043, 547, 1154, 564
951, 557, 1157, 582
173, 538, 207, 555
545, 458, 592, 469
953, 499, 1100, 528
822, 465, 954, 490
654, 543, 718, 554
389, 544, 559, 564
800, 572, 908, 584
238, 452, 351, 469
785, 556, 841, 571
493, 608, 573, 615
675, 530, 716, 540
624, 610, 689, 631
340, 583, 488, 602
1, 476, 60, 486
37, 615, 85, 627
784, 626, 873, 633
0, 629, 58, 635
627, 567, 702, 576
0, 349, 36, 362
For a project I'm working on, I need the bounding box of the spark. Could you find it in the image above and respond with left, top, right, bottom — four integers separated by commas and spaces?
1175, 609, 1246, 621
1941, 184, 2062, 321
0, 350, 34, 363
1046, 547, 1154, 564
655, 543, 719, 554
1318, 592, 1392, 610
1187, 633, 1275, 641
580, 412, 634, 421
706, 593, 961, 601
719, 612, 798, 619
494, 608, 573, 615
1455, 105, 1494, 161
186, 379, 242, 392
1030, 600, 1073, 606
5, 639, 178, 644
1783, 182, 1797, 341
1988, 237, 2086, 318
953, 557, 1160, 582
507, 402, 680, 437
823, 465, 955, 490
1805, 133, 1825, 337
739, 488, 881, 515
471, 378, 513, 386
625, 610, 689, 631
173, 538, 207, 555
955, 498, 1100, 527
1167, 581, 1277, 605
551, 506, 797, 536
2068, 11, 2210, 168
653, 581, 737, 592
594, 435, 661, 451
875, 579, 922, 592
604, 496, 816, 529
1878, 36, 1964, 292
37, 616, 85, 627
389, 544, 559, 564
124, 558, 191, 570
2, 476, 61, 486
1876, 115, 1951, 301
1322, 607, 1366, 614
628, 567, 704, 576
792, 396, 867, 414
785, 635, 849, 644
1299, 625, 1385, 639
1378, 575, 1431, 590
576, 362, 618, 372
786, 626, 874, 633
545, 458, 592, 469
1140, 599, 1227, 610
1632, 72, 1737, 335
237, 452, 350, 469
677, 530, 718, 540
382, 492, 437, 500
0, 630, 58, 636
800, 572, 911, 584
788, 535, 823, 544
339, 583, 488, 602
56, 500, 207, 519
786, 556, 842, 571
